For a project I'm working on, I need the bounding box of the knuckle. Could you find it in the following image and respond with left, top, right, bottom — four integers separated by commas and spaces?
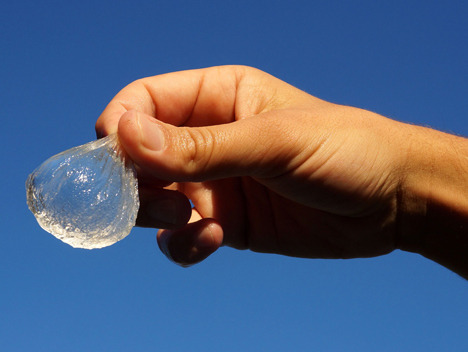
178, 127, 216, 179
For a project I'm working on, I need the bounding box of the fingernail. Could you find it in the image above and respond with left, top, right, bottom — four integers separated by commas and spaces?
147, 198, 177, 226
194, 224, 216, 251
183, 225, 216, 265
136, 112, 165, 151
158, 230, 192, 268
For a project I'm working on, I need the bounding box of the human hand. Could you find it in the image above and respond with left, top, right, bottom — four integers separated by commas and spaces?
96, 66, 468, 274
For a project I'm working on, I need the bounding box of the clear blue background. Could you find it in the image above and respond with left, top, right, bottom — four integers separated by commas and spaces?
1, 1, 467, 351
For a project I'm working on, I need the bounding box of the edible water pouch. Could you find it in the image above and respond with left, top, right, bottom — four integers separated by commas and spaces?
26, 134, 139, 249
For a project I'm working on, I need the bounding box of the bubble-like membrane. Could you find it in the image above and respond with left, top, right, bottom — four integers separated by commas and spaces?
26, 134, 139, 249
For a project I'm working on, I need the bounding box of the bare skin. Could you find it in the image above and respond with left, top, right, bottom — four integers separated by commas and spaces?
96, 65, 468, 278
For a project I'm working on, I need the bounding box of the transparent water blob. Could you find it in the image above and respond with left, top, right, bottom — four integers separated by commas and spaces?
26, 134, 139, 249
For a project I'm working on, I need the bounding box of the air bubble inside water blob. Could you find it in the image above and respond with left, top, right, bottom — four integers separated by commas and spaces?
26, 134, 139, 249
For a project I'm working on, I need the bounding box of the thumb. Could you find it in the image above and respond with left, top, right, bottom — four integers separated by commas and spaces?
117, 109, 300, 182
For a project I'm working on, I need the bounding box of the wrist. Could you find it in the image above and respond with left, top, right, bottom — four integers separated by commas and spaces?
397, 125, 468, 278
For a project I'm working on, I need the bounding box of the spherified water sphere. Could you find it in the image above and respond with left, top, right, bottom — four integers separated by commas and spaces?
26, 134, 139, 249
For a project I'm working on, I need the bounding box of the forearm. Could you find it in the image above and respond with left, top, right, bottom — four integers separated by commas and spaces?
397, 124, 468, 279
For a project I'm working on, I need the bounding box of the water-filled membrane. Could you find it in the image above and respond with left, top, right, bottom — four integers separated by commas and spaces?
26, 134, 139, 249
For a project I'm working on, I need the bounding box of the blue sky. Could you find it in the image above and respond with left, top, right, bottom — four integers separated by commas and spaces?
1, 1, 467, 351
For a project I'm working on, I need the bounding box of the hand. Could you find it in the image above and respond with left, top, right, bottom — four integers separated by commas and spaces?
96, 66, 468, 276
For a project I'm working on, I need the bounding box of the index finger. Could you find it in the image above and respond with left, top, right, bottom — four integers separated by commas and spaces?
95, 65, 274, 137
